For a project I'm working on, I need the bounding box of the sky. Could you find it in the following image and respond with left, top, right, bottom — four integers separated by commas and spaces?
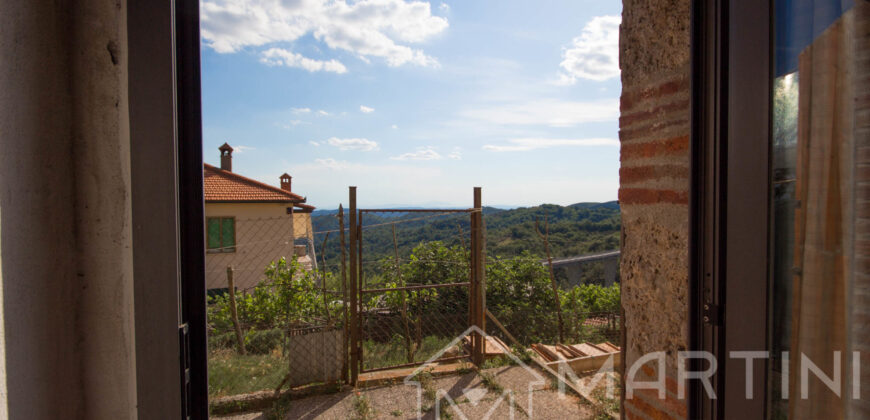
200, 0, 623, 209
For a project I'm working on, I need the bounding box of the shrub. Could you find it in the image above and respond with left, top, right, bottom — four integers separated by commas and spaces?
208, 331, 237, 351
244, 328, 284, 355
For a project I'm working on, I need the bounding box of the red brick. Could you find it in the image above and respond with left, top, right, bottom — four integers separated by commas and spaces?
619, 99, 691, 127
634, 388, 689, 419
859, 165, 870, 183
858, 201, 870, 218
619, 118, 689, 143
627, 391, 681, 420
620, 164, 689, 185
859, 146, 870, 164
620, 136, 690, 161
621, 77, 690, 112
619, 188, 689, 205
640, 365, 683, 396
624, 401, 653, 420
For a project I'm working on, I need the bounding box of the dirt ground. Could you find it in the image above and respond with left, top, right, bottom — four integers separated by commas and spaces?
213, 364, 620, 419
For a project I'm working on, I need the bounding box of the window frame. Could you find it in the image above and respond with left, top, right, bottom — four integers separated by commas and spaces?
691, 0, 772, 418
206, 216, 236, 253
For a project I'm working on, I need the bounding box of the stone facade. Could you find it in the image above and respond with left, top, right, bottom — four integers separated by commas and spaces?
618, 0, 692, 419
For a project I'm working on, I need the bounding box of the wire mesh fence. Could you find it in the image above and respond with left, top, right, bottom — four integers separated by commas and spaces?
353, 208, 478, 373
206, 214, 348, 401
205, 196, 622, 408
486, 308, 620, 348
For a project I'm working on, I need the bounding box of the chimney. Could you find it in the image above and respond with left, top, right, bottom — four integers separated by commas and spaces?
219, 142, 233, 171
280, 173, 292, 191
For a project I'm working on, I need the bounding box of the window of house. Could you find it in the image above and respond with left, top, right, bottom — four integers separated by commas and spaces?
206, 217, 235, 252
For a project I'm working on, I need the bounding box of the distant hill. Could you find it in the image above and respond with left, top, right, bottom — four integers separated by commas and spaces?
309, 201, 620, 271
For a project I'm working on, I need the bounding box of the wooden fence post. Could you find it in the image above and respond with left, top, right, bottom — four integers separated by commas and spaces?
348, 187, 359, 385
536, 215, 565, 343
227, 266, 246, 355
471, 187, 486, 365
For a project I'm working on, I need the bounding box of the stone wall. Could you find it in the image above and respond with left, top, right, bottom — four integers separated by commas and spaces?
618, 1, 692, 419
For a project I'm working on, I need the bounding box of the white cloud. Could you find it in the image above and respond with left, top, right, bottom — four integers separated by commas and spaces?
309, 141, 321, 146
277, 119, 309, 129
260, 48, 347, 73
232, 145, 256, 153
317, 110, 330, 116
448, 147, 462, 160
291, 107, 311, 114
314, 157, 349, 170
326, 137, 379, 151
360, 105, 375, 113
558, 15, 621, 83
390, 147, 442, 160
391, 124, 399, 129
460, 98, 618, 127
482, 138, 618, 152
201, 0, 448, 68
439, 3, 450, 13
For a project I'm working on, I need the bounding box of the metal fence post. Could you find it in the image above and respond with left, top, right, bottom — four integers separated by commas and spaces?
349, 187, 359, 385
339, 204, 349, 384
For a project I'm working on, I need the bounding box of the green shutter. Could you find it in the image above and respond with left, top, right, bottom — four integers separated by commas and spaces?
207, 218, 221, 249
221, 217, 235, 250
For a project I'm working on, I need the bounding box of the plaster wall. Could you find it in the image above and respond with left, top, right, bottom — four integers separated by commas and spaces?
0, 1, 136, 418
205, 203, 298, 290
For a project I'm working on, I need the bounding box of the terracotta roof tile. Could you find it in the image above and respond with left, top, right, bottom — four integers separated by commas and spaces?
203, 164, 314, 211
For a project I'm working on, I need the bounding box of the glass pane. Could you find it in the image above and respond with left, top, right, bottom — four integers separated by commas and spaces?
221, 218, 235, 250
207, 218, 221, 249
768, 1, 865, 418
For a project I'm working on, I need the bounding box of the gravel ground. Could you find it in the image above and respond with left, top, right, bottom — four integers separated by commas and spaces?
214, 364, 599, 419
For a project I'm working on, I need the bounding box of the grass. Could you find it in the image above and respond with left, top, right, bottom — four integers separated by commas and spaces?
208, 348, 286, 398
362, 335, 454, 370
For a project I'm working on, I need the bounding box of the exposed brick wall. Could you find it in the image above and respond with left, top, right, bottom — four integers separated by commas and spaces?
619, 0, 691, 418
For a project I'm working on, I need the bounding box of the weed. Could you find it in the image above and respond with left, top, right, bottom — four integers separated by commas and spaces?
352, 393, 376, 420
262, 393, 293, 420
477, 372, 503, 394
437, 402, 454, 420
480, 355, 512, 369
548, 376, 562, 391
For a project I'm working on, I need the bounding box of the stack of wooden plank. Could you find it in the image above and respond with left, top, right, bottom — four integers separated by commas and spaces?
531, 342, 621, 374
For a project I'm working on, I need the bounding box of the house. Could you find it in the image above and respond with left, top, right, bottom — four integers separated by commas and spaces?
203, 143, 315, 291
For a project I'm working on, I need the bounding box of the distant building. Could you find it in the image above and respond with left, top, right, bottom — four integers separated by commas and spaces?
204, 143, 315, 291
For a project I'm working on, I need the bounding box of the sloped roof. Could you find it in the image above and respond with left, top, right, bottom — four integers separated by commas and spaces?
203, 164, 314, 212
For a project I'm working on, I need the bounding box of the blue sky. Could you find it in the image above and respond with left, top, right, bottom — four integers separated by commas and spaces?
201, 0, 622, 208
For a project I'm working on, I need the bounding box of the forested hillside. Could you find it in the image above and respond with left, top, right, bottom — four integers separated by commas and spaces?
310, 201, 620, 271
